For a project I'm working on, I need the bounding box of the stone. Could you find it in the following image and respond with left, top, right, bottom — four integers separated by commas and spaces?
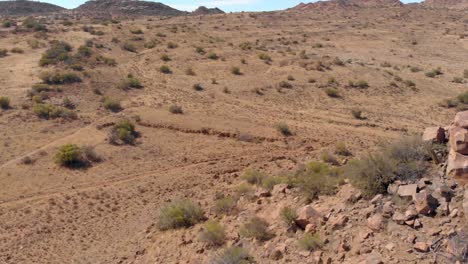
385, 242, 395, 251
449, 126, 468, 155
392, 212, 406, 225
296, 205, 321, 229
364, 253, 383, 264
397, 184, 418, 199
437, 185, 454, 202
305, 223, 318, 234
454, 110, 468, 129
331, 215, 349, 230
312, 250, 323, 263
387, 183, 400, 195
405, 207, 418, 220
270, 243, 286, 260
407, 233, 417, 244
271, 183, 288, 196
358, 230, 373, 242
367, 214, 384, 231
382, 201, 394, 217
423, 126, 446, 144
449, 208, 459, 218
414, 242, 430, 252
414, 190, 439, 215
370, 194, 383, 205
255, 187, 271, 197
413, 219, 422, 229
446, 149, 468, 184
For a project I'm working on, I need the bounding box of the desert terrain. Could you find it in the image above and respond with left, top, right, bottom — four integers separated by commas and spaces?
0, 1, 467, 263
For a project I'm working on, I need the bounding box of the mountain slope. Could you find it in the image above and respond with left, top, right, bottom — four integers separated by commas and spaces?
292, 0, 403, 11
0, 0, 65, 16
423, 0, 468, 10
76, 0, 187, 16
192, 6, 225, 15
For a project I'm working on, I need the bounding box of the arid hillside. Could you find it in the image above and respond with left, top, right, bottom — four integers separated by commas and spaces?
0, 5, 467, 264
0, 0, 65, 16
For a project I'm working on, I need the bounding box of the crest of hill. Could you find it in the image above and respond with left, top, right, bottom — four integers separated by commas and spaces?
192, 6, 225, 15
0, 0, 65, 16
292, 0, 403, 11
423, 0, 468, 10
75, 0, 187, 16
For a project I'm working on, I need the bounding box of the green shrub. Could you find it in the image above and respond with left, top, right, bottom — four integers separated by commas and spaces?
130, 28, 143, 34
199, 220, 226, 246
160, 65, 171, 74
279, 81, 293, 89
321, 152, 340, 165
158, 200, 205, 230
55, 144, 82, 167
258, 53, 272, 62
425, 67, 443, 78
410, 66, 422, 72
275, 122, 292, 136
345, 136, 429, 198
0, 97, 10, 109
211, 246, 254, 264
0, 49, 7, 57
231, 66, 241, 75
280, 206, 297, 228
452, 77, 465, 84
167, 42, 178, 49
122, 42, 137, 52
335, 142, 352, 156
2, 20, 14, 28
298, 233, 322, 251
213, 196, 237, 215
22, 17, 47, 32
325, 88, 339, 98
458, 91, 468, 104
103, 97, 122, 112
240, 217, 271, 241
110, 119, 137, 145
39, 71, 81, 84
169, 105, 183, 114
195, 46, 205, 54
348, 80, 369, 88
403, 80, 416, 88
207, 52, 219, 60
117, 76, 142, 90
10, 47, 24, 54
160, 54, 171, 62
39, 40, 72, 66
33, 103, 77, 119
351, 109, 363, 119
242, 169, 265, 185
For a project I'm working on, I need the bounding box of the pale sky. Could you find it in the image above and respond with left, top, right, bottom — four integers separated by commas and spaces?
6, 0, 424, 11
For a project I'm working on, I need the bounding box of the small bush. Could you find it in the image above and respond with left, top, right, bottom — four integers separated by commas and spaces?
240, 217, 272, 241
348, 80, 369, 88
410, 66, 422, 72
122, 42, 137, 52
10, 47, 24, 54
0, 49, 7, 57
279, 81, 293, 89
452, 77, 464, 84
213, 196, 237, 215
39, 71, 81, 84
258, 53, 272, 62
425, 67, 443, 78
195, 46, 205, 54
158, 200, 205, 230
185, 67, 195, 76
169, 105, 183, 114
231, 66, 241, 75
193, 83, 204, 91
351, 109, 363, 119
321, 152, 340, 165
33, 103, 77, 119
242, 169, 266, 185
403, 80, 416, 88
22, 17, 47, 32
110, 119, 137, 145
167, 42, 178, 49
0, 97, 10, 109
280, 206, 297, 228
458, 92, 468, 104
199, 220, 226, 246
103, 97, 122, 112
160, 54, 171, 62
160, 65, 171, 74
287, 75, 295, 81
335, 142, 352, 156
325, 88, 339, 98
117, 76, 142, 90
130, 28, 143, 34
55, 144, 83, 167
298, 233, 322, 251
211, 247, 254, 264
39, 40, 72, 66
275, 122, 292, 136
207, 52, 219, 60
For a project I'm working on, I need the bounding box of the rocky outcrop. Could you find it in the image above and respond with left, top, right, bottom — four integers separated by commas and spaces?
423, 0, 468, 10
75, 0, 187, 16
291, 0, 403, 11
445, 111, 468, 184
0, 0, 65, 16
192, 6, 224, 15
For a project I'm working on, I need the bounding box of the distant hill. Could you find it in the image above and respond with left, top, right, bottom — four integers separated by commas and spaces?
292, 0, 403, 11
0, 0, 65, 16
423, 0, 468, 10
192, 6, 225, 15
75, 0, 187, 16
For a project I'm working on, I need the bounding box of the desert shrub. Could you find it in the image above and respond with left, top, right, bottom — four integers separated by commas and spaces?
75, 45, 92, 59
117, 76, 142, 90
403, 80, 416, 88
211, 246, 254, 264
298, 233, 322, 251
130, 28, 143, 34
280, 206, 297, 228
335, 142, 352, 156
213, 196, 237, 215
55, 144, 82, 167
287, 75, 295, 81
308, 78, 316, 83
10, 47, 24, 54
160, 65, 171, 74
33, 103, 77, 119
458, 92, 468, 104
258, 53, 271, 62
0, 49, 8, 57
199, 220, 226, 246
240, 217, 271, 241
39, 71, 81, 84
22, 17, 46, 32
348, 80, 369, 88
81, 145, 102, 163
95, 55, 117, 66
325, 88, 339, 98
167, 42, 178, 49
261, 176, 281, 191
410, 66, 422, 72
452, 77, 464, 84
242, 169, 266, 185
333, 57, 344, 66
122, 42, 137, 52
103, 97, 122, 112
351, 109, 363, 119
193, 83, 204, 91
313, 43, 323, 48
425, 67, 443, 78
207, 52, 219, 60
239, 42, 253, 50
2, 20, 15, 28
234, 183, 255, 199
144, 40, 156, 49
39, 40, 72, 66
0, 97, 10, 109
345, 136, 429, 198
231, 66, 241, 75
160, 54, 171, 62
321, 152, 340, 165
279, 81, 292, 89
62, 98, 75, 109
169, 105, 183, 114
110, 119, 137, 145
275, 122, 292, 136
195, 46, 205, 54
158, 200, 205, 230
185, 67, 195, 76
27, 39, 43, 49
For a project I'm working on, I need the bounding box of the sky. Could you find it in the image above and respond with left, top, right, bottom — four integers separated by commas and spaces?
15, 0, 424, 11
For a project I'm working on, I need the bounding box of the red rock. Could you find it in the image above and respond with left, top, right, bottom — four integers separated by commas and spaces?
397, 184, 418, 199
331, 215, 349, 230
423, 126, 446, 144
392, 212, 405, 225
414, 242, 430, 252
296, 205, 321, 229
454, 111, 468, 129
405, 207, 418, 220
446, 149, 468, 184
367, 214, 384, 231
449, 126, 468, 155
414, 190, 438, 215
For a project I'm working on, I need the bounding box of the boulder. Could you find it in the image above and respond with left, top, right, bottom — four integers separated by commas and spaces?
392, 212, 406, 225
422, 126, 446, 143
446, 149, 468, 184
255, 187, 271, 198
296, 205, 321, 229
449, 126, 468, 155
331, 215, 349, 230
370, 194, 383, 205
397, 184, 418, 199
382, 201, 394, 217
414, 242, 430, 252
414, 190, 439, 215
454, 110, 468, 129
271, 184, 288, 196
463, 188, 468, 220
367, 214, 384, 231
